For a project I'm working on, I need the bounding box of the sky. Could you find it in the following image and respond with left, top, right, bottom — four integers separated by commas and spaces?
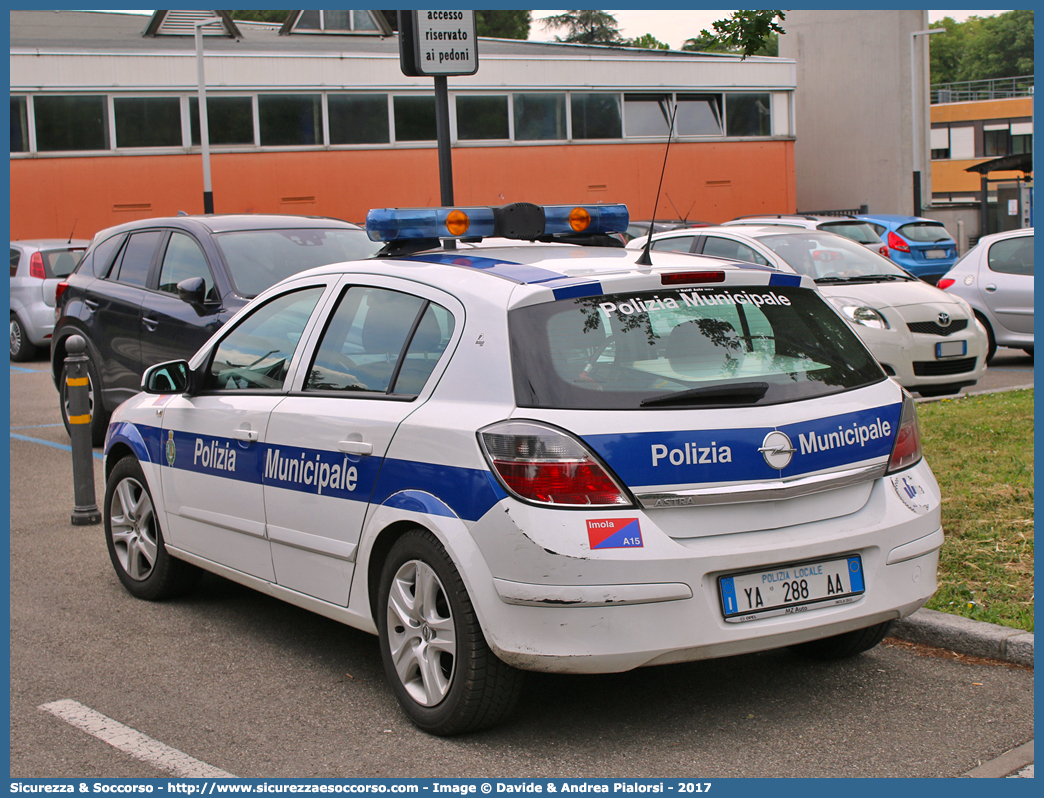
97, 10, 1013, 52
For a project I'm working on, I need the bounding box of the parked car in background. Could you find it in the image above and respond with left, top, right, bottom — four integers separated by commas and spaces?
938, 228, 1034, 362
624, 219, 708, 242
10, 239, 89, 361
856, 214, 958, 285
51, 214, 381, 444
626, 225, 988, 397
723, 214, 891, 258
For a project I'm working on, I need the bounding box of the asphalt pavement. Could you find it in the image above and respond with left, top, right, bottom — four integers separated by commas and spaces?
8, 348, 1034, 778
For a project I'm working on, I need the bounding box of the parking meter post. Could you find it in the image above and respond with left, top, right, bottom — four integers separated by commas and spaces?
65, 335, 101, 526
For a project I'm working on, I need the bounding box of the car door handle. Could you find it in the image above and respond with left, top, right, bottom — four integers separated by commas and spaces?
233, 428, 259, 442
984, 284, 998, 292
142, 316, 159, 331
338, 440, 373, 456
84, 299, 99, 311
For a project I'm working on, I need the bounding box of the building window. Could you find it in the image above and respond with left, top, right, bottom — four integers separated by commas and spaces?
725, 93, 771, 137
571, 93, 622, 140
1012, 133, 1032, 155
513, 93, 566, 141
983, 126, 1011, 157
393, 95, 437, 142
115, 97, 182, 148
456, 95, 509, 140
10, 96, 28, 153
930, 125, 950, 160
294, 10, 379, 32
259, 94, 322, 146
329, 94, 389, 145
34, 95, 109, 152
190, 96, 255, 146
676, 94, 723, 136
624, 94, 671, 137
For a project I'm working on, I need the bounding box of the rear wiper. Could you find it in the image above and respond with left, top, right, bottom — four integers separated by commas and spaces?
815, 273, 911, 284
640, 381, 769, 408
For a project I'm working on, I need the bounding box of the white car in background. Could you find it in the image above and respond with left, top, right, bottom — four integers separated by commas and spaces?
627, 225, 988, 397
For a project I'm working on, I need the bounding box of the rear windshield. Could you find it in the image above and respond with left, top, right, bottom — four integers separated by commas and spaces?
818, 221, 882, 245
214, 228, 381, 298
896, 223, 952, 243
510, 285, 885, 409
40, 248, 85, 278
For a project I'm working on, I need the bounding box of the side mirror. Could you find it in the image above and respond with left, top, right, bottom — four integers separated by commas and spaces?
141, 360, 194, 395
177, 276, 209, 313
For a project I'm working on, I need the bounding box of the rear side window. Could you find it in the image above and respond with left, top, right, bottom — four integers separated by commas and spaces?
987, 236, 1034, 276
510, 286, 884, 410
11, 248, 21, 277
896, 223, 952, 243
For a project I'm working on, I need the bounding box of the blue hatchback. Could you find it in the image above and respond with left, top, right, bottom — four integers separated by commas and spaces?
856, 214, 958, 285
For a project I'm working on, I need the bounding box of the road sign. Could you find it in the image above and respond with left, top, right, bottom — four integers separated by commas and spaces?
399, 10, 478, 77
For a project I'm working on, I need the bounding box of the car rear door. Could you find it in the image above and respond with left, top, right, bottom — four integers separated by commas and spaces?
979, 233, 1034, 336
263, 277, 459, 605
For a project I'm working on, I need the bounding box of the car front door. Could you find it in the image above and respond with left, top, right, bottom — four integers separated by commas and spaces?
979, 234, 1034, 336
263, 278, 459, 605
158, 284, 329, 580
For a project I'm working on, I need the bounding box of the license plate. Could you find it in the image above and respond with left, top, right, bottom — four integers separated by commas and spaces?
936, 340, 967, 359
924, 249, 947, 259
718, 555, 864, 623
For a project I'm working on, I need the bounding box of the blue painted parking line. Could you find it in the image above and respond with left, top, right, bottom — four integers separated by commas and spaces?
9, 431, 103, 460
11, 423, 65, 430
10, 365, 41, 374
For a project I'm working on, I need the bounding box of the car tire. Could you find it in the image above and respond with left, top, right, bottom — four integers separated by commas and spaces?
104, 456, 200, 601
976, 313, 997, 363
10, 314, 37, 362
377, 528, 523, 735
788, 620, 893, 660
60, 354, 109, 447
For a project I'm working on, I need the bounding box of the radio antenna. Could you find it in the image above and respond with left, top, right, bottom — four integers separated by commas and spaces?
67, 218, 78, 244
635, 102, 677, 267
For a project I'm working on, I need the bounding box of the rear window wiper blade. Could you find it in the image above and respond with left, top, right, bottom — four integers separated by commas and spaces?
640, 381, 769, 408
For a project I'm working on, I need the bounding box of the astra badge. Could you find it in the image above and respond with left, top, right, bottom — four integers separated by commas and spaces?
165, 430, 176, 467
760, 430, 795, 470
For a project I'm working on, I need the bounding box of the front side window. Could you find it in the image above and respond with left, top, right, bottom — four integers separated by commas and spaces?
115, 97, 181, 148
987, 236, 1034, 276
157, 233, 218, 300
213, 228, 380, 298
205, 287, 325, 391
571, 93, 622, 140
34, 95, 109, 152
513, 93, 566, 141
259, 94, 322, 146
306, 287, 454, 395
110, 231, 162, 287
511, 286, 884, 410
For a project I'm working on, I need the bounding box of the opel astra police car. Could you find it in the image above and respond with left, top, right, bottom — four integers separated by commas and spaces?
101, 203, 941, 736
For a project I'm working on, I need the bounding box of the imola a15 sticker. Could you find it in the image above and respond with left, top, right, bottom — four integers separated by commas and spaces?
587, 518, 643, 549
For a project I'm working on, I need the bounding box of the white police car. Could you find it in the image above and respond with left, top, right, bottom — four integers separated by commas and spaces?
102, 203, 941, 735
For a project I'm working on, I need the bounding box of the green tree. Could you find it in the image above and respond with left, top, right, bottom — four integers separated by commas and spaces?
627, 33, 670, 50
476, 10, 531, 40
540, 10, 624, 45
930, 10, 1033, 84
692, 10, 785, 58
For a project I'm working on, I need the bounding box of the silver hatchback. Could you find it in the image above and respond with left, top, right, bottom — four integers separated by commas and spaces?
938, 228, 1034, 361
10, 239, 88, 361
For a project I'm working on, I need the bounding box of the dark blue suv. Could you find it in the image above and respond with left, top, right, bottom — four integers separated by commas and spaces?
51, 214, 380, 444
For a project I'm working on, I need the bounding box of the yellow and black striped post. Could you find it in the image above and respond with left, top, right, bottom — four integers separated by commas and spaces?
65, 335, 101, 525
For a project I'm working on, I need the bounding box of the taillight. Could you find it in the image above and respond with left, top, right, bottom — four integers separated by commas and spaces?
478, 421, 631, 507
30, 252, 46, 279
879, 245, 890, 258
887, 391, 923, 473
887, 231, 910, 253
936, 278, 956, 291
55, 282, 69, 303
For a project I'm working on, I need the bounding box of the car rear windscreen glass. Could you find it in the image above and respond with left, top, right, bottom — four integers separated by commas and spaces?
818, 221, 882, 245
510, 286, 885, 409
215, 229, 381, 298
897, 223, 952, 243
43, 248, 84, 278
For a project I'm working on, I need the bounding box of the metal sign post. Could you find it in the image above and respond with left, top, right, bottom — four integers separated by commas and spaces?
398, 11, 479, 212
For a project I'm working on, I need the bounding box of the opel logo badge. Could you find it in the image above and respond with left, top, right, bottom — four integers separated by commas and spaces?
937, 312, 951, 327
760, 430, 795, 470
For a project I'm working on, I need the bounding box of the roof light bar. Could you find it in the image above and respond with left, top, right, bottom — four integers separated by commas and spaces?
366, 202, 629, 243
